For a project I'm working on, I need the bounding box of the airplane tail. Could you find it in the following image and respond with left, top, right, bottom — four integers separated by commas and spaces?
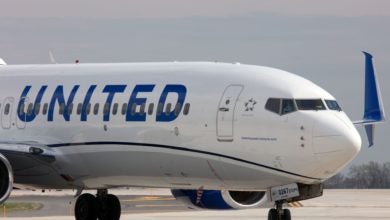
353, 52, 386, 147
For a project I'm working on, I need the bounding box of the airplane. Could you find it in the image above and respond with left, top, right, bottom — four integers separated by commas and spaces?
0, 51, 385, 220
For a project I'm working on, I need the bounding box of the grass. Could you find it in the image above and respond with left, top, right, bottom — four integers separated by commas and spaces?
0, 202, 43, 212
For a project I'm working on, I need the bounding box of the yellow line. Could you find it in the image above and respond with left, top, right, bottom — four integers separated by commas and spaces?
135, 204, 184, 207
122, 196, 176, 202
288, 202, 303, 208
139, 196, 164, 200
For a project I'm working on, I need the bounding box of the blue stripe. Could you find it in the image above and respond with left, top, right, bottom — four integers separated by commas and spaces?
47, 141, 321, 181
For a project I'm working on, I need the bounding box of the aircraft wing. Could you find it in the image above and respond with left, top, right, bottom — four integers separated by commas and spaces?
0, 142, 57, 181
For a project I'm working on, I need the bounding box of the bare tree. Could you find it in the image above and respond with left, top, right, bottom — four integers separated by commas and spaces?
324, 161, 390, 189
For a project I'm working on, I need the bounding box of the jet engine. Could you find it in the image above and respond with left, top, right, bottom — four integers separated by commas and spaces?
171, 189, 267, 209
0, 153, 13, 203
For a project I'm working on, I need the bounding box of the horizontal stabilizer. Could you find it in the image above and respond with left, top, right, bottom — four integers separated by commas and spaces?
353, 52, 386, 147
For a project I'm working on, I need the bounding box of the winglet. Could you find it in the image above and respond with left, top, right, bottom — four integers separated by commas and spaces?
353, 52, 386, 147
362, 51, 385, 122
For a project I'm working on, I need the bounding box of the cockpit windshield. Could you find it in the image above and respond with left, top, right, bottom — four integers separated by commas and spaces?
265, 98, 297, 115
325, 100, 342, 111
265, 98, 340, 115
295, 99, 326, 111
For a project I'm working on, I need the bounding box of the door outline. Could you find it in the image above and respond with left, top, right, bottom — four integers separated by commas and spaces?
16, 96, 28, 129
216, 85, 244, 142
1, 97, 14, 129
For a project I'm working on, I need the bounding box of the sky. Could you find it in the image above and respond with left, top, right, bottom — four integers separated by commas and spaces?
0, 0, 389, 172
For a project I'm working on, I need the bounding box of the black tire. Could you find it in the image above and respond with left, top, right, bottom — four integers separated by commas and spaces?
98, 194, 121, 220
268, 208, 278, 220
283, 209, 291, 220
75, 193, 98, 220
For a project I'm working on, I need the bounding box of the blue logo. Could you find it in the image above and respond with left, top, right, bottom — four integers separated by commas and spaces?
17, 84, 188, 122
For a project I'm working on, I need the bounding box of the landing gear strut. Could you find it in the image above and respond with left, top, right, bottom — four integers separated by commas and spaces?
75, 189, 121, 220
268, 201, 291, 220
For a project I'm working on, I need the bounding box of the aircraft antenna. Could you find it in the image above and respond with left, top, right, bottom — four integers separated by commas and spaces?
49, 51, 57, 64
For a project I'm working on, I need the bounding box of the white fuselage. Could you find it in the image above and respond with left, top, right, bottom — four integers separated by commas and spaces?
0, 62, 361, 191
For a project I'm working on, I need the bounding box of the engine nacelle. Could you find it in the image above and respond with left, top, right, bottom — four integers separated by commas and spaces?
171, 189, 267, 209
0, 153, 13, 203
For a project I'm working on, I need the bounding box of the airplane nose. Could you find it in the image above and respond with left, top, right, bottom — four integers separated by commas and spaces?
313, 113, 361, 154
344, 127, 362, 156
313, 130, 361, 157
312, 114, 362, 177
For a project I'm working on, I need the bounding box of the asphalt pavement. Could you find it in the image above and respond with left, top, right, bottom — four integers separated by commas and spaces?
3, 189, 390, 220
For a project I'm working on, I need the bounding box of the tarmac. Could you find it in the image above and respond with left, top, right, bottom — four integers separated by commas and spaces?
2, 189, 390, 220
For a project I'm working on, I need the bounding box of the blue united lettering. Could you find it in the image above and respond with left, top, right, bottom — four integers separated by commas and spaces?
17, 84, 187, 122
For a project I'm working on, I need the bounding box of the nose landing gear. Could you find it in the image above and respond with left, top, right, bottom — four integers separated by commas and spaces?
75, 189, 121, 220
267, 183, 324, 220
267, 201, 291, 220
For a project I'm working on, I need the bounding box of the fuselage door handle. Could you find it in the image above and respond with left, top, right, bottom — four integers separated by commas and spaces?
219, 107, 229, 112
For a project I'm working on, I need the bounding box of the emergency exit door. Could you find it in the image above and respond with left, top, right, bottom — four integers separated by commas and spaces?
217, 85, 243, 142
1, 97, 14, 129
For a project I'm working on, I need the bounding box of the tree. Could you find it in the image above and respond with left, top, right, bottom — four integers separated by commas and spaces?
324, 161, 390, 189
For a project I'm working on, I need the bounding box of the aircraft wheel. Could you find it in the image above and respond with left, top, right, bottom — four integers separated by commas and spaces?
283, 209, 291, 220
75, 193, 98, 220
268, 208, 278, 220
98, 194, 121, 220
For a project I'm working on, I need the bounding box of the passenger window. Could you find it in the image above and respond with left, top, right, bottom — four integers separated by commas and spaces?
131, 103, 136, 115
183, 103, 190, 115
4, 103, 10, 115
140, 103, 145, 115
281, 99, 296, 115
19, 103, 25, 115
35, 103, 41, 115
157, 103, 163, 116
296, 99, 326, 111
59, 103, 65, 115
325, 100, 342, 111
94, 103, 99, 115
165, 103, 172, 115
265, 98, 281, 115
112, 103, 118, 115
67, 103, 73, 115
42, 103, 48, 115
121, 103, 127, 115
148, 103, 154, 115
86, 103, 91, 115
174, 103, 182, 116
77, 103, 82, 115
27, 103, 34, 116
103, 103, 110, 115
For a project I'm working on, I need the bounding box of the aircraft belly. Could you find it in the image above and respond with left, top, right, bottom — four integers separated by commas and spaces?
57, 145, 308, 190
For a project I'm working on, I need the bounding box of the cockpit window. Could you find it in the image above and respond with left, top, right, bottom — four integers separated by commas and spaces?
325, 100, 342, 111
265, 98, 297, 115
281, 99, 296, 115
265, 98, 281, 114
295, 99, 326, 111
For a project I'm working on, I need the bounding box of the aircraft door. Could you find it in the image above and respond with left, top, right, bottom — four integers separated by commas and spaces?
1, 97, 14, 129
217, 85, 243, 142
